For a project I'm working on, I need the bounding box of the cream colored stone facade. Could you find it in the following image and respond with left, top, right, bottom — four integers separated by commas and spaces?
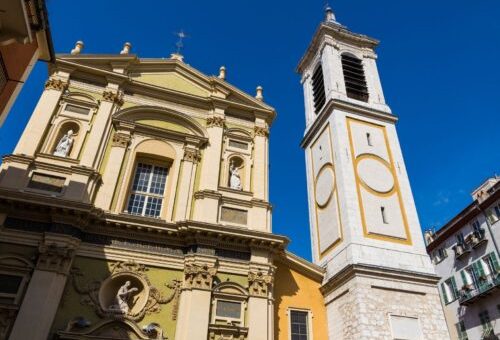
298, 8, 450, 340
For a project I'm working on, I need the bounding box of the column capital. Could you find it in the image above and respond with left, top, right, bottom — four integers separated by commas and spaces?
183, 147, 201, 164
112, 132, 131, 148
183, 259, 218, 290
44, 78, 68, 92
206, 115, 225, 128
102, 89, 124, 106
254, 126, 269, 137
248, 268, 275, 297
37, 233, 80, 275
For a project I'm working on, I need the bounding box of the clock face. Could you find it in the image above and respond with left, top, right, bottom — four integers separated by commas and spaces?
315, 164, 335, 208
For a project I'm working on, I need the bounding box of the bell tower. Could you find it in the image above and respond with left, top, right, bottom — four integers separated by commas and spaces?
298, 6, 450, 339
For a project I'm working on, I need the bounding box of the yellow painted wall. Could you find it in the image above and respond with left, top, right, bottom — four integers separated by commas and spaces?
274, 259, 328, 340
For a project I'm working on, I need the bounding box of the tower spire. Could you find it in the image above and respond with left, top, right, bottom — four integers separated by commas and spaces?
324, 3, 338, 24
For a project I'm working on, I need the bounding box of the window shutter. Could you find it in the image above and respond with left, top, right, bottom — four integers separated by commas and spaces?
460, 270, 468, 287
451, 277, 459, 300
489, 253, 500, 273
441, 283, 449, 304
473, 262, 486, 290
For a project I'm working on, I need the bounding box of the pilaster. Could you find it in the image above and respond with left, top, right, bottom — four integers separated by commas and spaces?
94, 121, 133, 210
174, 145, 200, 221
80, 86, 123, 169
14, 77, 68, 156
247, 266, 275, 340
9, 233, 80, 340
175, 256, 218, 340
252, 118, 269, 201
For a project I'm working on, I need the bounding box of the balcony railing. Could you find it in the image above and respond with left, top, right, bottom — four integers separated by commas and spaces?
471, 229, 488, 248
459, 273, 500, 306
453, 243, 471, 260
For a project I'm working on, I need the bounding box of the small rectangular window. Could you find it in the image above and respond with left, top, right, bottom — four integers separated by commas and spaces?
479, 310, 492, 332
216, 300, 241, 319
0, 273, 23, 305
381, 206, 388, 224
126, 162, 168, 218
290, 310, 309, 340
65, 104, 90, 115
456, 321, 468, 340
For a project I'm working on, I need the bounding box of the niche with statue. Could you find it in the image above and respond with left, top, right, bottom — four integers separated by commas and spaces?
228, 156, 245, 191
51, 121, 80, 158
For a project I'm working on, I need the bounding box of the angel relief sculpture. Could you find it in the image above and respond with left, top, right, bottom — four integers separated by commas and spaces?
109, 281, 139, 313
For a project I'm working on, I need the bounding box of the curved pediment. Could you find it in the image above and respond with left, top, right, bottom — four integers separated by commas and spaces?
114, 106, 207, 138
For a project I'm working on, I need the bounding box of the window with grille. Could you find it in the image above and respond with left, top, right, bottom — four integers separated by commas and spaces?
341, 54, 369, 102
456, 321, 468, 340
290, 310, 309, 340
479, 310, 493, 333
311, 64, 326, 114
126, 162, 168, 218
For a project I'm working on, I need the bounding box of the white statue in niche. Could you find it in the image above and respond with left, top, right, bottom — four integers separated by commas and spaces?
229, 160, 242, 190
53, 130, 74, 157
109, 281, 139, 313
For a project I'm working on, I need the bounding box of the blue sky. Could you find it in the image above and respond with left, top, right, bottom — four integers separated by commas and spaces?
1, 1, 499, 260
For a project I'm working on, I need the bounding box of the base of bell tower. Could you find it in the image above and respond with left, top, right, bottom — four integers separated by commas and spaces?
322, 264, 450, 339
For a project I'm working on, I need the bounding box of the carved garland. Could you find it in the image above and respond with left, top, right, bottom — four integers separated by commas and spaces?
102, 90, 124, 106
247, 270, 274, 297
206, 116, 225, 128
70, 261, 181, 322
254, 126, 269, 137
45, 78, 68, 91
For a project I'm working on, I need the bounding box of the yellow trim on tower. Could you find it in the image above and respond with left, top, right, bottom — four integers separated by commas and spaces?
309, 123, 344, 259
346, 117, 412, 245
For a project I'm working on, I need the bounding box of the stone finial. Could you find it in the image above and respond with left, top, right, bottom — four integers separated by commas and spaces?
218, 66, 226, 80
325, 5, 336, 22
120, 42, 132, 55
255, 86, 263, 101
70, 41, 84, 55
170, 53, 184, 62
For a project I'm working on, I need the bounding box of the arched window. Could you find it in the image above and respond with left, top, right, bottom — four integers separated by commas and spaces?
341, 54, 369, 102
311, 64, 326, 114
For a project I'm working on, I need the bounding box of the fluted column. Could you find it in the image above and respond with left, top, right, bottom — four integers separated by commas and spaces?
9, 233, 79, 340
14, 77, 68, 156
173, 146, 200, 221
80, 87, 123, 169
94, 122, 133, 210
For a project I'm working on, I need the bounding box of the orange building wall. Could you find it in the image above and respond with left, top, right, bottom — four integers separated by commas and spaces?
274, 259, 328, 339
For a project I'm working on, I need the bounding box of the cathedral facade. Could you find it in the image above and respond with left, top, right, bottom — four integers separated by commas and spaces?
0, 6, 450, 340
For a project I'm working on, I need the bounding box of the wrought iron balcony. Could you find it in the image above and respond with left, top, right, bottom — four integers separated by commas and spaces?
471, 229, 488, 248
459, 273, 500, 306
453, 243, 471, 260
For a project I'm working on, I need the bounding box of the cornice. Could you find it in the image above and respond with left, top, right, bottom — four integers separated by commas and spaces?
297, 22, 379, 74
300, 98, 397, 149
320, 263, 440, 296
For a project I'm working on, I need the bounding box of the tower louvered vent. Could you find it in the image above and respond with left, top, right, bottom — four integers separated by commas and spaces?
311, 64, 326, 114
341, 54, 369, 102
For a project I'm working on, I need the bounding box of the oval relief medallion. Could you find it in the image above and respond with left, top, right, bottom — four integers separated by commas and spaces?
357, 157, 395, 194
315, 165, 335, 208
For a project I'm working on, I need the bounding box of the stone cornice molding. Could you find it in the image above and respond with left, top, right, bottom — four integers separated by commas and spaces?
320, 263, 441, 296
300, 98, 396, 149
44, 78, 68, 91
